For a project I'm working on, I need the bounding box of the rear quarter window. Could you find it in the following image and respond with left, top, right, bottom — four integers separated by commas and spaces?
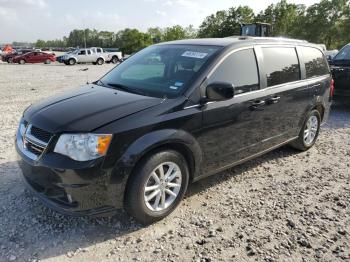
261, 47, 300, 87
300, 47, 329, 78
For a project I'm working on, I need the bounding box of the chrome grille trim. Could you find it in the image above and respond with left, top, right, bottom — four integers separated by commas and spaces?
17, 122, 53, 161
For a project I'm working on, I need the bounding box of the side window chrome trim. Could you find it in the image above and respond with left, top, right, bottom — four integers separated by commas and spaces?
206, 46, 257, 79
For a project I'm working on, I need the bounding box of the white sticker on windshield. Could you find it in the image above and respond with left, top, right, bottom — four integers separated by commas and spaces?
169, 86, 178, 90
181, 51, 208, 59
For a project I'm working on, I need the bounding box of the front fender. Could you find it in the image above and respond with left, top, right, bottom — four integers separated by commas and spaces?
111, 129, 202, 184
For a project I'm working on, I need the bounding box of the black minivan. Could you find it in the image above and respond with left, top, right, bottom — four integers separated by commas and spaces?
330, 43, 350, 97
16, 37, 332, 224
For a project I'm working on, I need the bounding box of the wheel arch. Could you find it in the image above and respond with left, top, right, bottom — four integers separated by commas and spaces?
312, 103, 325, 121
112, 128, 202, 189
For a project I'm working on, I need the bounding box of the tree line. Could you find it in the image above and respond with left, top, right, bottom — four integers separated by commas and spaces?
34, 0, 350, 54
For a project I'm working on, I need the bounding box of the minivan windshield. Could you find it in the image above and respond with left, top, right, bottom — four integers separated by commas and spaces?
100, 44, 221, 98
333, 44, 350, 61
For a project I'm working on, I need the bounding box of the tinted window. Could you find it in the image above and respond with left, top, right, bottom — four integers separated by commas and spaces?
209, 49, 259, 95
262, 47, 300, 87
300, 47, 329, 78
334, 45, 350, 60
78, 50, 86, 55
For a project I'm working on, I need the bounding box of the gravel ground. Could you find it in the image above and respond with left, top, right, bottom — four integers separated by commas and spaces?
0, 62, 349, 262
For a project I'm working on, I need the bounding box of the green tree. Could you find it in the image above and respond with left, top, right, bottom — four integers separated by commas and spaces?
35, 39, 46, 48
198, 10, 228, 38
198, 6, 254, 38
302, 0, 350, 49
115, 28, 153, 54
163, 25, 187, 41
147, 27, 164, 43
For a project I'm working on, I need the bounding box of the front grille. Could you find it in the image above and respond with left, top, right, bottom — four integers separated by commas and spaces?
30, 126, 52, 143
17, 122, 53, 160
26, 141, 45, 155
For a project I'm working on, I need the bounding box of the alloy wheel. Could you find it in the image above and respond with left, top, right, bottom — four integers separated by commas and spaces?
304, 115, 318, 146
143, 162, 182, 212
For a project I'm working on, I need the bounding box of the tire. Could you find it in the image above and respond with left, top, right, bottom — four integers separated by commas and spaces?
289, 109, 321, 151
19, 59, 25, 65
125, 150, 189, 225
111, 56, 119, 64
44, 59, 51, 64
68, 58, 76, 65
96, 58, 104, 65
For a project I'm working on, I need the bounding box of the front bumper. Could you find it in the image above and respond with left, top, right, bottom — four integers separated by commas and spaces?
15, 133, 126, 217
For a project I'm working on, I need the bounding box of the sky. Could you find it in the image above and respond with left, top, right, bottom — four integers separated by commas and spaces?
0, 0, 320, 43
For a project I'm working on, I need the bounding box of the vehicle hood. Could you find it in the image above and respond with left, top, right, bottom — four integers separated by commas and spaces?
24, 84, 164, 133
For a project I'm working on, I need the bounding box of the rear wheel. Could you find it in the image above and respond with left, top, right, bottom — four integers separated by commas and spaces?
125, 150, 189, 224
44, 59, 51, 64
290, 110, 321, 151
111, 56, 119, 64
96, 58, 104, 65
19, 59, 25, 65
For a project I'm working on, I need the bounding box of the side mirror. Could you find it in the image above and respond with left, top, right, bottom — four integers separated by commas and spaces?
206, 82, 235, 102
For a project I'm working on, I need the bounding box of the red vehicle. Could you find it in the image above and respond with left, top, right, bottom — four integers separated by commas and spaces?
12, 52, 56, 64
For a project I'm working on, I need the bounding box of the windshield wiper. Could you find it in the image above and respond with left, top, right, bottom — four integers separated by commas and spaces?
95, 79, 108, 87
106, 83, 145, 96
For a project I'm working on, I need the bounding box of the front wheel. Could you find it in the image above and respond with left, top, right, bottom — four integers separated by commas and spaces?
290, 110, 321, 151
68, 59, 76, 65
19, 59, 25, 64
44, 59, 51, 64
125, 150, 189, 224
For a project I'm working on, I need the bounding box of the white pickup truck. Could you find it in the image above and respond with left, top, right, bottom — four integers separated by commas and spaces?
91, 47, 123, 64
62, 47, 123, 65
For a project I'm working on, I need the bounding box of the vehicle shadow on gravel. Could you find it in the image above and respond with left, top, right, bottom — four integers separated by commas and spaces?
186, 145, 298, 198
325, 99, 350, 129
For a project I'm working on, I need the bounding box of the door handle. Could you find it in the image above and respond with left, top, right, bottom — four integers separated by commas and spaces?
310, 84, 321, 89
266, 96, 280, 104
250, 100, 266, 110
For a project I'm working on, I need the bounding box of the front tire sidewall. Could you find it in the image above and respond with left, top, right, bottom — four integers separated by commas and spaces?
125, 150, 189, 224
19, 59, 25, 64
97, 58, 104, 65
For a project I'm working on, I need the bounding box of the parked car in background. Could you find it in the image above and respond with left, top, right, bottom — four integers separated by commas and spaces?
16, 37, 332, 224
1, 49, 33, 63
56, 50, 76, 63
330, 43, 350, 97
61, 48, 106, 65
325, 50, 338, 61
103, 48, 123, 63
12, 51, 56, 64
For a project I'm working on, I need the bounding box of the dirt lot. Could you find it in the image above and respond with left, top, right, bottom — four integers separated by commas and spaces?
0, 62, 349, 262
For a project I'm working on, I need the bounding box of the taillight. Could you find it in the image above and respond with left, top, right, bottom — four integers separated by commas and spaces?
330, 78, 335, 98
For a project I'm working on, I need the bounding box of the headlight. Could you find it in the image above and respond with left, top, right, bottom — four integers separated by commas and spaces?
54, 133, 112, 161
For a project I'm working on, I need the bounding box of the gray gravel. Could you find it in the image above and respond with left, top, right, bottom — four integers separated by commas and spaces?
0, 62, 349, 262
